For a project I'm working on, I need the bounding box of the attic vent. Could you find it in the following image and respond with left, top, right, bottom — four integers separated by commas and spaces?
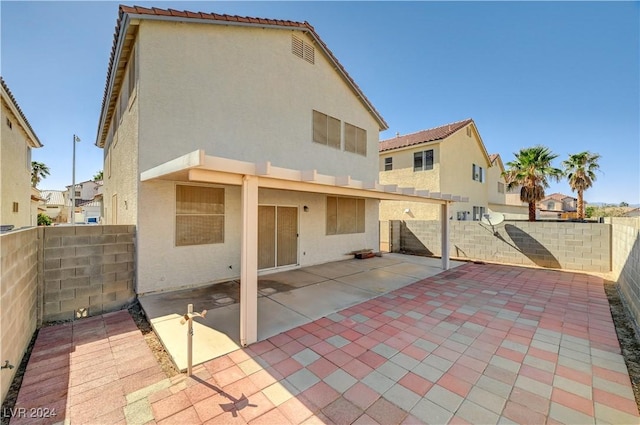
292, 34, 315, 64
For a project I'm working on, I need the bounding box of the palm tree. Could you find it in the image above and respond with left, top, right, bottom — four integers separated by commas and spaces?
503, 146, 563, 221
563, 151, 600, 220
93, 170, 104, 181
31, 161, 50, 188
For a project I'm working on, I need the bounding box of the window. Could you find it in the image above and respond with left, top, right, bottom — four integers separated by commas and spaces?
75, 191, 81, 198
384, 157, 393, 171
12, 202, 18, 213
473, 206, 486, 221
472, 164, 484, 182
326, 196, 365, 235
414, 150, 434, 171
6, 118, 11, 129
344, 123, 367, 156
313, 110, 341, 149
498, 182, 505, 193
26, 146, 31, 170
292, 34, 315, 64
547, 201, 555, 210
176, 185, 225, 246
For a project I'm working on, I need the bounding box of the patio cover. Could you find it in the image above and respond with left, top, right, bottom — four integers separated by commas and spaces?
141, 150, 468, 346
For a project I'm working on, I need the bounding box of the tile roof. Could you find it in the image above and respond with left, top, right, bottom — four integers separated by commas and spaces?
96, 5, 387, 146
489, 154, 499, 164
541, 193, 576, 202
0, 77, 42, 147
379, 118, 473, 152
41, 190, 66, 206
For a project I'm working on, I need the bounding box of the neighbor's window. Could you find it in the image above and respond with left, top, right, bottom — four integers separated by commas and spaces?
176, 185, 225, 246
326, 196, 365, 235
473, 206, 486, 221
313, 110, 341, 149
548, 201, 555, 210
384, 157, 393, 171
414, 149, 434, 171
472, 164, 484, 182
344, 122, 367, 156
497, 182, 505, 194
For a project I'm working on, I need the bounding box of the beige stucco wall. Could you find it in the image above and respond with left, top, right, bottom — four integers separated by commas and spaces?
137, 182, 379, 294
487, 163, 506, 205
102, 50, 139, 226
439, 127, 490, 219
488, 203, 529, 220
137, 21, 380, 183
1, 100, 33, 228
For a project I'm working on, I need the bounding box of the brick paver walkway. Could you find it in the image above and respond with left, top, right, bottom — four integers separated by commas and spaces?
9, 263, 640, 424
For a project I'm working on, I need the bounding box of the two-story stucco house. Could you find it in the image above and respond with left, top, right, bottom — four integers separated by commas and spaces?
1, 77, 43, 230
379, 119, 527, 223
96, 5, 457, 345
538, 193, 579, 219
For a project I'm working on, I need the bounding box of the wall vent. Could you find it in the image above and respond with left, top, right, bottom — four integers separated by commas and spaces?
292, 34, 315, 64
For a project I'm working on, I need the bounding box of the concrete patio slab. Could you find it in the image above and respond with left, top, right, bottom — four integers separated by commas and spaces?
140, 254, 462, 371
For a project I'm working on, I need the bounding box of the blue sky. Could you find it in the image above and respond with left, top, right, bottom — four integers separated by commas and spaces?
2, 1, 639, 204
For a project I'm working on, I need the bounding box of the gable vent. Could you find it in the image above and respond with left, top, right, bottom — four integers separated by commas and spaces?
292, 34, 315, 64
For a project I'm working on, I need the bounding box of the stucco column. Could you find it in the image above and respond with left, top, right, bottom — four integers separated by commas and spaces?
441, 202, 450, 270
240, 175, 258, 346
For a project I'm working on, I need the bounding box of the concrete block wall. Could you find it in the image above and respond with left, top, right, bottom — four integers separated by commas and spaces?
609, 217, 640, 329
391, 220, 611, 272
42, 225, 136, 322
0, 228, 39, 403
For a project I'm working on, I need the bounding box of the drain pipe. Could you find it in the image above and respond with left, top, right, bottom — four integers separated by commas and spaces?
180, 304, 207, 376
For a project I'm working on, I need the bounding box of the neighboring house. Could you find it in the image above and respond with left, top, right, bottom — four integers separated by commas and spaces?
487, 154, 528, 220
64, 180, 103, 222
30, 187, 45, 225
622, 208, 640, 217
379, 119, 526, 222
538, 193, 579, 219
0, 77, 43, 230
95, 5, 459, 345
40, 190, 67, 222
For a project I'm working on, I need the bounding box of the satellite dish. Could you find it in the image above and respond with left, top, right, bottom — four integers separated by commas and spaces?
481, 212, 505, 226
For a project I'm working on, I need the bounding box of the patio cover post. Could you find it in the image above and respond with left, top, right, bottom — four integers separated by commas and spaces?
441, 202, 450, 270
240, 175, 258, 346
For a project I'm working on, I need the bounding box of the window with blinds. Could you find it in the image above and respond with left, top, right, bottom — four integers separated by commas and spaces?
292, 34, 314, 64
326, 196, 365, 235
175, 185, 225, 246
344, 123, 367, 156
313, 110, 341, 149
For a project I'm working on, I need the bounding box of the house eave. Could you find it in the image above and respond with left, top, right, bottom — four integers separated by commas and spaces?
141, 150, 468, 204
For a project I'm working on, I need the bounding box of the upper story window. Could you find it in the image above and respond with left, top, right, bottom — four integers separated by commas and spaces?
344, 123, 367, 156
472, 164, 484, 182
313, 110, 341, 149
497, 182, 505, 193
292, 34, 315, 64
384, 157, 393, 171
547, 201, 555, 210
414, 149, 434, 172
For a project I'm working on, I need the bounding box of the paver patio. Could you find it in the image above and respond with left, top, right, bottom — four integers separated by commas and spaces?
9, 262, 640, 424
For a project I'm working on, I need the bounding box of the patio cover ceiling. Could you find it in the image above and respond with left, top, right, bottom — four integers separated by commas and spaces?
140, 150, 469, 204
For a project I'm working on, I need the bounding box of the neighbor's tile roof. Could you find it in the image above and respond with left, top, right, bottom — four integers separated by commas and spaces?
541, 193, 576, 202
489, 154, 499, 164
41, 190, 66, 206
0, 77, 42, 147
97, 5, 387, 146
379, 119, 473, 152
